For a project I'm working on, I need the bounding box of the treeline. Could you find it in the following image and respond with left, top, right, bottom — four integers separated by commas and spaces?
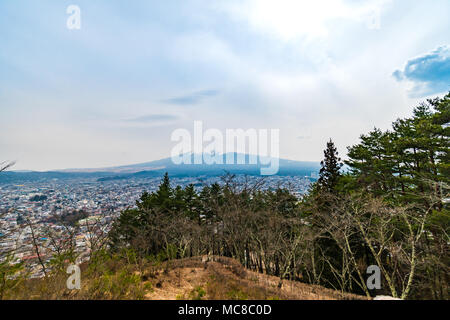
109, 93, 449, 300
109, 173, 302, 273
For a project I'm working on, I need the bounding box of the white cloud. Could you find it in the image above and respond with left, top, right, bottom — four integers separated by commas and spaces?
222, 0, 390, 41
393, 45, 450, 97
2, 0, 449, 170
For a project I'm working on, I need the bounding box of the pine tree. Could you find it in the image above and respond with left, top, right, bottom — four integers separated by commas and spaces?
158, 172, 171, 195
318, 139, 343, 193
137, 172, 174, 212
155, 172, 173, 211
346, 92, 449, 205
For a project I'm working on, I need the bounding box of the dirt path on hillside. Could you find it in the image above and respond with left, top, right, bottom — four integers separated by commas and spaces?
143, 256, 367, 300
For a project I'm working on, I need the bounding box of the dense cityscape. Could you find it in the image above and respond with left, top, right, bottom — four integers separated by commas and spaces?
0, 174, 314, 278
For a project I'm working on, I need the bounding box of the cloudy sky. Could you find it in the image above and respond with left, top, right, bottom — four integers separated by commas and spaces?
1, 0, 449, 171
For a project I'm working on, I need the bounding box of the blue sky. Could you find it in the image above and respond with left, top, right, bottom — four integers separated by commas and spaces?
1, 0, 449, 170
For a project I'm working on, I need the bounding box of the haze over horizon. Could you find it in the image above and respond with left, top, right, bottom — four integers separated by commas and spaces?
10, 152, 319, 173
1, 0, 449, 171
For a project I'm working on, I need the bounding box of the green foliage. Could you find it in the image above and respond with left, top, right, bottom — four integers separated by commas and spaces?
318, 139, 343, 193
189, 285, 206, 300
0, 254, 25, 300
88, 267, 145, 300
226, 287, 248, 300
48, 248, 79, 273
298, 93, 449, 299
346, 93, 449, 205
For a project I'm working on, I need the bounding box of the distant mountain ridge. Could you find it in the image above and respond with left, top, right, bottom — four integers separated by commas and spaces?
60, 153, 319, 174
1, 153, 320, 183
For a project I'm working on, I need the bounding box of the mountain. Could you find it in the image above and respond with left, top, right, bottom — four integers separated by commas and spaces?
0, 153, 320, 183
68, 153, 320, 180
62, 153, 319, 173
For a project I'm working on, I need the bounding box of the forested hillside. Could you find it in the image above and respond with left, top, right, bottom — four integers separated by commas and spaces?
107, 93, 449, 299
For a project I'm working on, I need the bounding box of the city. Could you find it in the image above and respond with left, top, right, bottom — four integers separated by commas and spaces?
0, 174, 313, 278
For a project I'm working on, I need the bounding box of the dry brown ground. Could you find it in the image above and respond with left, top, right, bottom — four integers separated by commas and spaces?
5, 256, 367, 300
143, 256, 367, 300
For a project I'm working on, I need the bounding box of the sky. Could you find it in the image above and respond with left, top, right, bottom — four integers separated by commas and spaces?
0, 0, 449, 171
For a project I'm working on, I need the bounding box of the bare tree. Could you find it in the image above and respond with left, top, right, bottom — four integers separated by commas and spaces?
0, 161, 15, 172
25, 219, 47, 277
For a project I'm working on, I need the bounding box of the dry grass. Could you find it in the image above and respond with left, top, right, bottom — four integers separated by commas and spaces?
144, 256, 366, 300
4, 256, 367, 300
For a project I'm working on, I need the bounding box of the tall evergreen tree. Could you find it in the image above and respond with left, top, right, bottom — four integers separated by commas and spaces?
346, 92, 449, 205
318, 139, 343, 193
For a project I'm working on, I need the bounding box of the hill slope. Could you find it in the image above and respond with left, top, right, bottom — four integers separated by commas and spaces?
7, 256, 366, 300
143, 256, 367, 300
